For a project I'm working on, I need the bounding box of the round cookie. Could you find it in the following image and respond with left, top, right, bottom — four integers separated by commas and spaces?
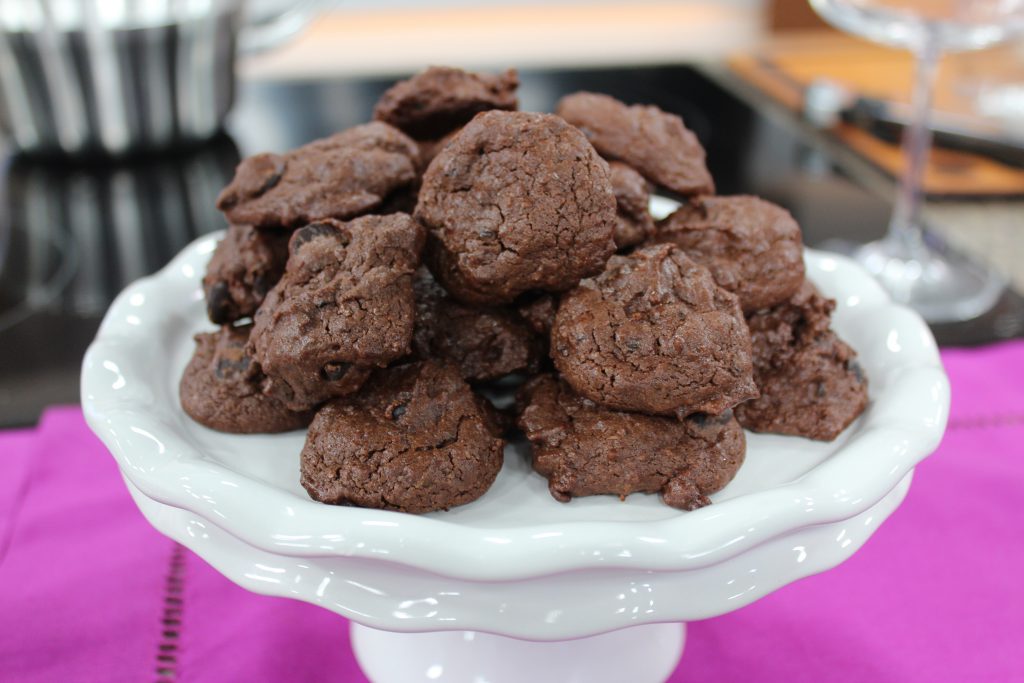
249, 214, 424, 412
179, 324, 311, 433
517, 375, 745, 510
735, 281, 868, 441
412, 268, 544, 382
551, 243, 758, 418
555, 91, 713, 197
650, 195, 805, 313
300, 360, 505, 513
203, 223, 291, 325
216, 122, 420, 229
373, 66, 519, 140
608, 161, 655, 249
415, 110, 617, 305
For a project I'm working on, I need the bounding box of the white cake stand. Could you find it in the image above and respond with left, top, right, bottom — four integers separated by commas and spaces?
82, 209, 948, 682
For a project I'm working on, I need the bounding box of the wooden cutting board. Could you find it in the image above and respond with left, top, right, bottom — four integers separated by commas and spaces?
729, 32, 1024, 197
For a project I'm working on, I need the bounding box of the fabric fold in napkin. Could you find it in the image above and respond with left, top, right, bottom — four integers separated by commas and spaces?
1, 341, 1022, 682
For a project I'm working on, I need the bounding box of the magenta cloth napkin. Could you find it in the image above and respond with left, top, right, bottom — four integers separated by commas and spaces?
1, 341, 1022, 683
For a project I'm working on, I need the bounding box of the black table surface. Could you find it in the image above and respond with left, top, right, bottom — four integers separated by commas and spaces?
1, 65, 1020, 428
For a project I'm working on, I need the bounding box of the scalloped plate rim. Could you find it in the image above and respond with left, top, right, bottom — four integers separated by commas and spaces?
81, 230, 950, 581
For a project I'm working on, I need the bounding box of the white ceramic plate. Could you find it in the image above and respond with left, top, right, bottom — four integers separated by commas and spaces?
82, 202, 949, 637
83, 238, 947, 567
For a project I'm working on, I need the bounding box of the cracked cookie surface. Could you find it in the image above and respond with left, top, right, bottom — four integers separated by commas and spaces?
551, 243, 757, 418
300, 360, 505, 513
249, 214, 424, 411
556, 91, 713, 196
650, 195, 804, 313
412, 268, 544, 382
216, 122, 420, 228
203, 223, 291, 325
517, 375, 745, 510
180, 324, 312, 433
735, 281, 868, 440
415, 110, 616, 305
373, 66, 519, 140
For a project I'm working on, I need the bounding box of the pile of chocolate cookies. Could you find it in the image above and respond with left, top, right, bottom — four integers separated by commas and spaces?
180, 66, 868, 515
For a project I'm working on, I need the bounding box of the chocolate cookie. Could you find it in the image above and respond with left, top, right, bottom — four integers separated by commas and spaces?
555, 92, 714, 196
300, 360, 505, 513
517, 293, 557, 337
650, 195, 804, 313
517, 375, 745, 510
552, 244, 758, 418
373, 66, 519, 140
412, 268, 544, 382
203, 224, 291, 324
416, 110, 617, 305
179, 324, 311, 433
249, 214, 425, 411
735, 282, 868, 441
477, 392, 516, 437
216, 123, 419, 228
417, 128, 460, 169
608, 161, 655, 249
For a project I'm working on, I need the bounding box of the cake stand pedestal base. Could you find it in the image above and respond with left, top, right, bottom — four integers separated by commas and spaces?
351, 622, 686, 683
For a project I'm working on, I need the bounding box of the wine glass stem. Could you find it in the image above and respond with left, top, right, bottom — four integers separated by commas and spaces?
888, 34, 942, 259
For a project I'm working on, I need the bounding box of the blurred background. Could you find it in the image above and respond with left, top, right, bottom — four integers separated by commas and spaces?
2, 0, 1023, 426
